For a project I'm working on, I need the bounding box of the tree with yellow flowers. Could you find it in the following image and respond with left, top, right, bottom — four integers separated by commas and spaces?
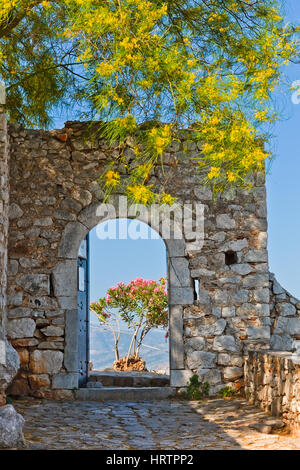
0, 1, 299, 201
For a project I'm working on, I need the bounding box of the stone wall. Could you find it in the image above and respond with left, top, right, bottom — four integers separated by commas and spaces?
0, 83, 9, 330
5, 119, 271, 398
0, 85, 24, 449
245, 351, 300, 432
0, 83, 20, 406
269, 274, 300, 352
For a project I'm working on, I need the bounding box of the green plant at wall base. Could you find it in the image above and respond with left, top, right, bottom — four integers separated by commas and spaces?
182, 374, 210, 401
217, 386, 238, 398
5, 395, 12, 405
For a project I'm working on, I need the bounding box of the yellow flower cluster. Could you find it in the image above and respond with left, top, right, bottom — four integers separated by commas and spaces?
147, 125, 173, 156
105, 170, 120, 187
127, 185, 155, 205
208, 167, 221, 179
96, 63, 115, 78
255, 110, 268, 122
160, 193, 176, 206
196, 107, 269, 188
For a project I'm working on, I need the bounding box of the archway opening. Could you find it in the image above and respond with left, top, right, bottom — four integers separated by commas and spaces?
77, 218, 170, 387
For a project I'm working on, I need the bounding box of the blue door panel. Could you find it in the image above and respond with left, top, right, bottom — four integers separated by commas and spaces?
77, 235, 89, 387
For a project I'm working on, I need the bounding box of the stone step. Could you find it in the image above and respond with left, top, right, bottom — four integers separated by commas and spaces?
86, 382, 103, 388
88, 371, 170, 388
74, 386, 176, 402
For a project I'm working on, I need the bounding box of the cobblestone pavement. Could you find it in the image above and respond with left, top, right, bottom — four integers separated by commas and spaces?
9, 398, 300, 450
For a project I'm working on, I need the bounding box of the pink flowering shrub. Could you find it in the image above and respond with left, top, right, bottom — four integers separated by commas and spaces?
90, 277, 168, 365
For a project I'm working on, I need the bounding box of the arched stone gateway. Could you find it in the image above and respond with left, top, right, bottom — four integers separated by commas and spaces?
54, 202, 192, 391
0, 88, 299, 406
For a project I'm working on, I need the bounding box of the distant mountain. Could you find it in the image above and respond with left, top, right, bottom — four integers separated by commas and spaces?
89, 323, 169, 373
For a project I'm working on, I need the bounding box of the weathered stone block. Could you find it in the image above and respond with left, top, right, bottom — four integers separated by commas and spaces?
222, 306, 236, 318
169, 287, 194, 305
216, 214, 235, 229
217, 353, 230, 365
170, 369, 193, 387
60, 197, 82, 213
222, 239, 249, 252
196, 368, 222, 385
276, 303, 296, 317
186, 318, 226, 337
58, 221, 87, 259
57, 296, 77, 309
253, 288, 269, 303
64, 309, 78, 372
166, 239, 185, 257
28, 374, 50, 390
8, 260, 18, 277
242, 274, 269, 288
186, 351, 216, 369
0, 405, 24, 449
52, 372, 78, 389
16, 274, 50, 295
0, 337, 20, 394
7, 307, 32, 319
7, 292, 23, 307
247, 326, 270, 340
41, 325, 64, 337
30, 350, 63, 374
213, 290, 228, 306
274, 317, 300, 336
223, 366, 243, 381
270, 335, 294, 351
169, 305, 184, 369
244, 250, 268, 263
213, 335, 238, 352
231, 264, 253, 275
194, 186, 212, 201
7, 318, 36, 339
231, 289, 249, 304
169, 257, 192, 287
38, 341, 64, 350
273, 279, 285, 295
53, 260, 77, 297
9, 203, 23, 220
191, 268, 214, 278
185, 337, 206, 353
33, 217, 53, 226
197, 290, 211, 305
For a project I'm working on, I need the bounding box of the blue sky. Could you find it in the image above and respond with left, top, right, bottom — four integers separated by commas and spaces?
266, 0, 300, 298
89, 220, 166, 304
88, 221, 166, 354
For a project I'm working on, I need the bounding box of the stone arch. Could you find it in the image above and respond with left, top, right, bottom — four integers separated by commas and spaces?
53, 199, 194, 389
5, 120, 272, 397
